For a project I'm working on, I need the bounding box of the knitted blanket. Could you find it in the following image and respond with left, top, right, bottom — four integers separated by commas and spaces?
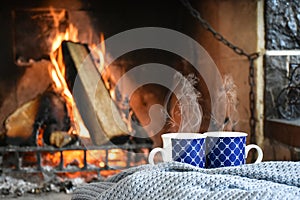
72, 161, 300, 200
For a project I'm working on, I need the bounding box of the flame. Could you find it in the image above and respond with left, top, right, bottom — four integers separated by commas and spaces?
109, 89, 116, 100
48, 8, 78, 100
48, 8, 83, 138
99, 33, 106, 73
51, 68, 62, 89
37, 8, 142, 178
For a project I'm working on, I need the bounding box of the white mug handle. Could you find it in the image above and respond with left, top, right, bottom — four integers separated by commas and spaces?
245, 144, 263, 163
148, 147, 164, 165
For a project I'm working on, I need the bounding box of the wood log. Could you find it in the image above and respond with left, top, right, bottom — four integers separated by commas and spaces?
33, 90, 73, 146
5, 96, 40, 145
0, 60, 53, 137
50, 131, 78, 148
58, 41, 129, 145
5, 89, 77, 146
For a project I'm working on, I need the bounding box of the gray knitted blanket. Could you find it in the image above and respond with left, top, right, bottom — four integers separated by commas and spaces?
72, 161, 300, 200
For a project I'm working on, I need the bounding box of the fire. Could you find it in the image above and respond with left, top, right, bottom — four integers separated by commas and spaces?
39, 8, 141, 178
98, 33, 106, 73
49, 8, 76, 101
48, 8, 84, 137
51, 68, 62, 89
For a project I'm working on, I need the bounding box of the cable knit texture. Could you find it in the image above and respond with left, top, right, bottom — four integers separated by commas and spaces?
72, 161, 300, 200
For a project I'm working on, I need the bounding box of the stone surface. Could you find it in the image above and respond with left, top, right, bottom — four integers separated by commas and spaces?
265, 0, 300, 119
264, 0, 300, 160
265, 0, 300, 50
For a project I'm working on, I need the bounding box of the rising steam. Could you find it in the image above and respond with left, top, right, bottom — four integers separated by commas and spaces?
165, 72, 202, 133
222, 74, 239, 131
166, 72, 238, 133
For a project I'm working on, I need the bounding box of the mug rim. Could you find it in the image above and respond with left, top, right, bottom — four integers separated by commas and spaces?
161, 133, 206, 139
203, 131, 247, 137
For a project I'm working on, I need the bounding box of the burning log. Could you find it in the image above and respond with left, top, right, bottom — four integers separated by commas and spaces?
57, 41, 129, 145
33, 90, 78, 147
5, 88, 77, 146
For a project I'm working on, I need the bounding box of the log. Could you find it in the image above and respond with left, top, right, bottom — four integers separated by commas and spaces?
50, 131, 78, 148
5, 89, 78, 146
58, 41, 129, 145
5, 96, 40, 145
33, 90, 74, 146
0, 60, 53, 138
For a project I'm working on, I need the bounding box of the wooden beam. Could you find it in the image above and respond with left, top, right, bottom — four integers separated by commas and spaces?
265, 119, 300, 148
255, 0, 265, 148
59, 41, 129, 145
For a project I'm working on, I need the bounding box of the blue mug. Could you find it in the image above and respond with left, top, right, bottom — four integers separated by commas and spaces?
148, 133, 207, 168
204, 131, 263, 168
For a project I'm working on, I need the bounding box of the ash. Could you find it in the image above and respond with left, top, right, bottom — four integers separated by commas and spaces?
0, 173, 94, 198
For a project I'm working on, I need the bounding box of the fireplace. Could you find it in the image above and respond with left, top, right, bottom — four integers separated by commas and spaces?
1, 0, 166, 178
0, 0, 265, 198
0, 1, 204, 194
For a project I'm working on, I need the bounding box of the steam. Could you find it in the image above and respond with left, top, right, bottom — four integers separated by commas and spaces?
165, 72, 202, 133
166, 73, 238, 133
211, 74, 239, 131
222, 74, 239, 131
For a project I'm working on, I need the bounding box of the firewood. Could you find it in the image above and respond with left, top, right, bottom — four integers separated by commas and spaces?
5, 96, 40, 145
5, 89, 77, 147
33, 90, 72, 146
50, 131, 77, 148
58, 41, 129, 145
0, 60, 53, 141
